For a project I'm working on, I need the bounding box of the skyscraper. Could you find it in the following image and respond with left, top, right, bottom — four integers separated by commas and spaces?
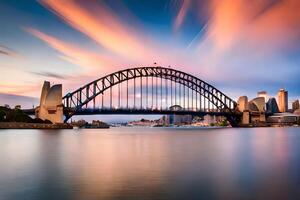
266, 98, 279, 113
292, 100, 299, 112
277, 89, 288, 113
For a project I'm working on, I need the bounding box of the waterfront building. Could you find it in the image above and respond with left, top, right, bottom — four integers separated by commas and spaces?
292, 100, 299, 112
249, 97, 265, 112
278, 89, 288, 112
248, 97, 266, 123
267, 113, 300, 125
165, 105, 193, 125
257, 91, 268, 102
90, 120, 109, 128
266, 98, 279, 113
237, 96, 267, 125
167, 114, 192, 125
294, 109, 300, 115
127, 119, 155, 126
201, 115, 226, 126
71, 119, 87, 127
203, 115, 214, 125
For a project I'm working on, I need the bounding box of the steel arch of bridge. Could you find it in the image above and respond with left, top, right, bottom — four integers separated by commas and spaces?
63, 66, 237, 123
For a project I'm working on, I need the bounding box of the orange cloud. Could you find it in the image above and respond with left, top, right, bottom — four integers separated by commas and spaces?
0, 83, 40, 96
39, 0, 200, 73
199, 0, 300, 53
40, 0, 158, 62
25, 27, 118, 73
249, 0, 300, 50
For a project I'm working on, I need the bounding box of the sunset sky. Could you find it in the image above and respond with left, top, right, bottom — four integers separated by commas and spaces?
0, 0, 300, 109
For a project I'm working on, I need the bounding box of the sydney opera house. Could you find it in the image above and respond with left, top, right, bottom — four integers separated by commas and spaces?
237, 89, 300, 126
35, 81, 63, 123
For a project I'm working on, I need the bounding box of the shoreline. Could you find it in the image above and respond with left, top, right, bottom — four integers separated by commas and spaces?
0, 122, 298, 130
0, 122, 73, 129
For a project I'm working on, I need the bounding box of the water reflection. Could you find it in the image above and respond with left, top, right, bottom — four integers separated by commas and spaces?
0, 127, 300, 199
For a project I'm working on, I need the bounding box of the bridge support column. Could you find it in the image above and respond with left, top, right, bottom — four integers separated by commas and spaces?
242, 111, 250, 124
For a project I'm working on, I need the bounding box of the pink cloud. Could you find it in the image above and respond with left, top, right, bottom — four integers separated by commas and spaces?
40, 0, 161, 62
174, 0, 190, 32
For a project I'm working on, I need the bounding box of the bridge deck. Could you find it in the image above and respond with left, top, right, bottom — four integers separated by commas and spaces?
24, 108, 235, 116
23, 108, 238, 118
65, 108, 234, 116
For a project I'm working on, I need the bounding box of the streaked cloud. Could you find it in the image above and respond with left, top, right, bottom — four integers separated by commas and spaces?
30, 71, 68, 79
40, 0, 160, 62
174, 0, 190, 32
25, 27, 118, 73
0, 50, 9, 56
199, 0, 300, 53
0, 45, 19, 57
0, 83, 41, 95
247, 0, 300, 51
191, 0, 300, 88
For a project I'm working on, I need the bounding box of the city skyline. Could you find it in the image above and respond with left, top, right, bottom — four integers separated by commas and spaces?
1, 0, 300, 108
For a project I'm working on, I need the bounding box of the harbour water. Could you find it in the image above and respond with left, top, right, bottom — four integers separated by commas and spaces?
0, 127, 300, 199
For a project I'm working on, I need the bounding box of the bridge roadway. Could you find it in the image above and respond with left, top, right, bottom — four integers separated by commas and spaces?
23, 108, 236, 117
65, 108, 234, 116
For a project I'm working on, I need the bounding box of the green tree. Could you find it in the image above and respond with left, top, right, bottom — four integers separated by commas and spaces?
219, 119, 229, 127
0, 110, 6, 122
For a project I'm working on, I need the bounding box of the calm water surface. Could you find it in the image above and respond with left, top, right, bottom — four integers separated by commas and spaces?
0, 127, 300, 200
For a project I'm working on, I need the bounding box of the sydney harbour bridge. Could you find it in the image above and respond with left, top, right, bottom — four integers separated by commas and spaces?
60, 66, 239, 126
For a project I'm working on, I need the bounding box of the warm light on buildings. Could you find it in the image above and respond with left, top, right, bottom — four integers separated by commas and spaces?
277, 89, 288, 113
292, 100, 299, 112
257, 91, 268, 103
